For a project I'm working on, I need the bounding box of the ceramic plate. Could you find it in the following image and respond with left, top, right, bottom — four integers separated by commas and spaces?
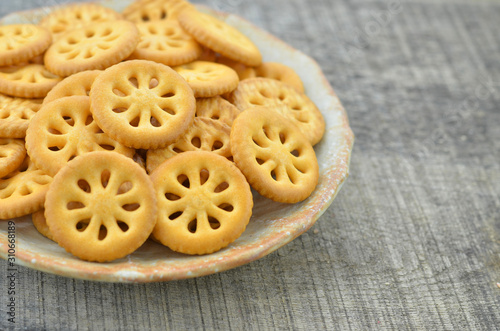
0, 0, 354, 282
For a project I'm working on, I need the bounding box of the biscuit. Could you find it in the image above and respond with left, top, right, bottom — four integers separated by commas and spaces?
123, 0, 192, 23
195, 96, 240, 127
44, 151, 157, 262
0, 64, 62, 98
230, 78, 325, 145
32, 209, 56, 242
26, 96, 134, 176
150, 151, 253, 255
43, 70, 101, 105
129, 20, 202, 66
217, 56, 256, 81
0, 95, 43, 138
146, 117, 232, 173
173, 61, 239, 98
0, 138, 26, 178
90, 60, 196, 149
0, 24, 52, 67
39, 3, 123, 41
230, 107, 319, 203
178, 8, 262, 66
44, 20, 140, 77
254, 62, 304, 93
0, 156, 52, 220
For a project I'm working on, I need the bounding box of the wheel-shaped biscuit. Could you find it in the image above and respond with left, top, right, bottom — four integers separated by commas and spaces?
43, 70, 102, 105
39, 3, 123, 41
0, 24, 52, 67
0, 156, 52, 220
0, 64, 62, 98
130, 20, 201, 66
44, 20, 140, 77
44, 151, 157, 262
230, 78, 325, 145
0, 95, 43, 138
123, 0, 192, 23
230, 107, 319, 203
26, 96, 134, 176
90, 60, 196, 149
178, 8, 262, 66
173, 61, 239, 98
195, 96, 240, 127
150, 151, 253, 255
0, 138, 26, 178
146, 117, 232, 173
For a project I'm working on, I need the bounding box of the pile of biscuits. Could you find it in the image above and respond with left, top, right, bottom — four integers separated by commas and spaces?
0, 0, 325, 262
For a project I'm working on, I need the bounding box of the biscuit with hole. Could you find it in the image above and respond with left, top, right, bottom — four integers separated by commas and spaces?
39, 3, 123, 41
0, 138, 26, 178
0, 24, 52, 67
0, 95, 42, 138
26, 96, 134, 176
195, 96, 240, 127
254, 62, 304, 93
129, 20, 202, 66
0, 64, 62, 98
150, 151, 252, 255
0, 156, 52, 220
44, 20, 140, 77
230, 107, 318, 203
44, 151, 157, 262
173, 61, 239, 98
146, 117, 232, 173
43, 70, 101, 105
178, 8, 262, 66
123, 0, 192, 23
230, 78, 325, 145
90, 60, 196, 149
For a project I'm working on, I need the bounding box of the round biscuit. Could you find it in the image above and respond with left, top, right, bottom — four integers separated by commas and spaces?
150, 151, 253, 255
44, 151, 157, 262
90, 60, 196, 149
230, 107, 319, 203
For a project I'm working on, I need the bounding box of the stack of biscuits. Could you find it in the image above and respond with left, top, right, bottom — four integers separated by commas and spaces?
0, 0, 325, 262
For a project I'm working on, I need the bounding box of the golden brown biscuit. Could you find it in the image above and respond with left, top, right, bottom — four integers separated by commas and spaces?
26, 96, 134, 176
32, 209, 56, 242
90, 60, 196, 149
173, 61, 239, 98
178, 8, 262, 66
0, 64, 62, 98
0, 95, 43, 138
150, 151, 253, 255
0, 24, 52, 67
44, 20, 140, 77
217, 56, 256, 81
254, 62, 304, 93
123, 0, 192, 23
44, 151, 157, 262
146, 117, 232, 173
0, 138, 26, 178
230, 78, 325, 145
129, 20, 202, 66
230, 107, 319, 203
39, 3, 123, 41
195, 96, 240, 127
42, 70, 101, 105
0, 156, 52, 220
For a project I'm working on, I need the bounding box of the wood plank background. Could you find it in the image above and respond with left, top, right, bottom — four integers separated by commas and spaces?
1, 0, 500, 329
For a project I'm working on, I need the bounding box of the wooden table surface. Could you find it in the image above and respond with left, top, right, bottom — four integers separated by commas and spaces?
1, 0, 500, 330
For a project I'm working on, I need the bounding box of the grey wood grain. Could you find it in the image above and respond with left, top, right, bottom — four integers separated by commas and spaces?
1, 0, 500, 330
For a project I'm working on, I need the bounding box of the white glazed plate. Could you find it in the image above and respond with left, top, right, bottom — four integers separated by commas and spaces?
0, 0, 354, 282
